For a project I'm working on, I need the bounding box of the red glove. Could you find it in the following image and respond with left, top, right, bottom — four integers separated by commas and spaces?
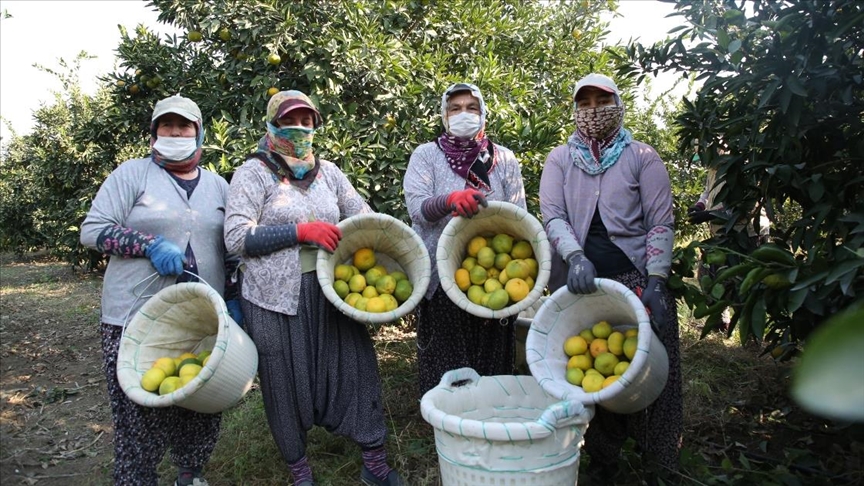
446, 189, 488, 218
296, 222, 342, 252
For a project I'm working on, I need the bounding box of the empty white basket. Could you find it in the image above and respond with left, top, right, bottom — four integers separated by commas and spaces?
117, 283, 259, 414
317, 212, 431, 325
421, 368, 594, 485
526, 279, 669, 414
436, 201, 551, 319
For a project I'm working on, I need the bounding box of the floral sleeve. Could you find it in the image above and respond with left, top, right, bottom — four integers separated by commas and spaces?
95, 225, 157, 258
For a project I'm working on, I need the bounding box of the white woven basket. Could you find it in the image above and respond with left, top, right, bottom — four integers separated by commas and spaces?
436, 201, 551, 319
420, 368, 593, 485
117, 283, 258, 414
526, 279, 669, 414
317, 212, 431, 325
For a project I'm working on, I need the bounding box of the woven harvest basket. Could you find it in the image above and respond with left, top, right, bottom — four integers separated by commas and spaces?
421, 368, 594, 485
317, 212, 431, 325
437, 201, 551, 319
117, 283, 258, 414
526, 279, 669, 414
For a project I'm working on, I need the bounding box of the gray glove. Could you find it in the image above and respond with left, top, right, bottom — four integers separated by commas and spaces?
566, 252, 597, 294
641, 275, 669, 333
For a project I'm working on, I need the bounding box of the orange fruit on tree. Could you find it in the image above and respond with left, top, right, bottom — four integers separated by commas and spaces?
267, 87, 279, 97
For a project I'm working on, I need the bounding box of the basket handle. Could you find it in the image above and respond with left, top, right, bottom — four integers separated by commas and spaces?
537, 400, 589, 429
438, 367, 481, 389
120, 270, 218, 334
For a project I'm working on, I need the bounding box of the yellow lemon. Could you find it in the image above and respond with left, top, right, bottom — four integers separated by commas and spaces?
592, 321, 613, 339
380, 294, 399, 311
180, 375, 195, 386
366, 296, 387, 313
333, 280, 350, 299
394, 280, 413, 303
375, 275, 397, 295
607, 331, 625, 356
511, 240, 534, 259
334, 264, 355, 282
581, 373, 604, 393
159, 376, 183, 395
353, 247, 377, 271
361, 286, 379, 298
345, 292, 362, 307
614, 361, 630, 376
589, 338, 608, 358
566, 367, 585, 386
179, 362, 202, 378
141, 368, 166, 392
504, 278, 530, 303
564, 336, 589, 357
466, 236, 488, 257
594, 352, 620, 377
153, 357, 176, 377
601, 375, 620, 389
348, 274, 367, 293
476, 247, 496, 269
490, 233, 514, 254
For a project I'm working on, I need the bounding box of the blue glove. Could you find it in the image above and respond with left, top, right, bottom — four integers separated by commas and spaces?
225, 299, 243, 327
566, 252, 597, 294
641, 275, 669, 333
145, 236, 185, 276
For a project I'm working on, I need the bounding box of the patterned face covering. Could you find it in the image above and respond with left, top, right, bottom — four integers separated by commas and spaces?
574, 105, 624, 139
266, 122, 315, 178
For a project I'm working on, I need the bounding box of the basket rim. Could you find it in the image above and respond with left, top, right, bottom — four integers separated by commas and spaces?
316, 212, 431, 325
436, 201, 551, 319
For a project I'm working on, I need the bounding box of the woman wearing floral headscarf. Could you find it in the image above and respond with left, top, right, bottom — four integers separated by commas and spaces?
404, 83, 527, 397
80, 94, 240, 486
539, 73, 682, 485
223, 90, 403, 486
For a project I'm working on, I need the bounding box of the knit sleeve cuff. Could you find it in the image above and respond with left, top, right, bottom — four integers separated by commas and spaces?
646, 225, 674, 278
95, 225, 155, 258
544, 217, 583, 260
243, 224, 298, 257
421, 194, 452, 222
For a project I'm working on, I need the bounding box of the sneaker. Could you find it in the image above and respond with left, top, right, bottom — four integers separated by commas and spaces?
174, 471, 209, 486
360, 466, 405, 486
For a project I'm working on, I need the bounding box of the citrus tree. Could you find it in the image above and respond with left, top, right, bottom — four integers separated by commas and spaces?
622, 0, 864, 349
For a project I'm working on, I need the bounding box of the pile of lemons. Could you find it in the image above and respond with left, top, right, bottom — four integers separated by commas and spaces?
454, 234, 537, 310
332, 247, 414, 313
563, 321, 639, 393
140, 350, 211, 396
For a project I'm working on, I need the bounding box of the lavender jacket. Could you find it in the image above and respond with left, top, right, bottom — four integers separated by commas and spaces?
404, 141, 526, 299
539, 141, 674, 289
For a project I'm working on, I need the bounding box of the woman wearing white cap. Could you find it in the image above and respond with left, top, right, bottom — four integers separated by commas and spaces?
223, 90, 403, 486
404, 82, 527, 397
539, 73, 682, 484
80, 95, 241, 485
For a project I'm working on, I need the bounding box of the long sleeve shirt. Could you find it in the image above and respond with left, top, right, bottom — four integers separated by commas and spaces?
404, 141, 526, 299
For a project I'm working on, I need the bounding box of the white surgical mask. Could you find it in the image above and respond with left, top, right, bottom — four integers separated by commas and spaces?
153, 136, 198, 161
447, 112, 482, 139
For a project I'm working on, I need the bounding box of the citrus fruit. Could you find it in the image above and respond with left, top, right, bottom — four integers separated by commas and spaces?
366, 296, 387, 313
607, 331, 625, 356
486, 289, 510, 310
523, 258, 539, 279
601, 375, 620, 389
505, 259, 530, 280
461, 257, 477, 270
333, 280, 350, 299
476, 247, 496, 269
380, 294, 399, 311
159, 376, 183, 395
353, 248, 376, 271
153, 357, 176, 377
266, 86, 279, 97
466, 236, 487, 257
568, 354, 592, 371
579, 328, 595, 343
613, 361, 630, 376
623, 336, 638, 360
487, 267, 500, 281
484, 277, 503, 293
394, 280, 413, 303
179, 363, 202, 379
334, 264, 355, 282
469, 265, 487, 285
592, 321, 613, 339
390, 271, 408, 282
354, 297, 369, 311
202, 355, 211, 367
218, 27, 231, 41
141, 368, 166, 392
345, 292, 362, 307
375, 275, 397, 295
178, 358, 202, 373
581, 373, 604, 393
187, 30, 203, 42
511, 240, 533, 259
348, 274, 367, 293
497, 268, 509, 284
267, 53, 281, 65
178, 352, 197, 361
563, 336, 589, 356
504, 278, 530, 303
494, 252, 512, 271
454, 268, 471, 291
624, 328, 639, 338
361, 285, 378, 298
594, 352, 620, 376
589, 338, 608, 358
566, 368, 585, 386
467, 285, 486, 305
196, 350, 211, 362
364, 266, 386, 286
490, 234, 514, 254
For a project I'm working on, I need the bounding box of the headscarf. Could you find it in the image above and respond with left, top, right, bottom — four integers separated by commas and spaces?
566, 73, 632, 175
149, 95, 205, 174
436, 83, 497, 191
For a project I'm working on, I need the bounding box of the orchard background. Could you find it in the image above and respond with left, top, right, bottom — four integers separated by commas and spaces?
0, 0, 862, 484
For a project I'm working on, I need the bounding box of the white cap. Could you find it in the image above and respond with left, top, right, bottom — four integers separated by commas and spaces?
152, 95, 202, 122
573, 73, 619, 100
440, 82, 487, 131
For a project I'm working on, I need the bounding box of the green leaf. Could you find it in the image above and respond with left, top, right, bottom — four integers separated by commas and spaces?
824, 259, 864, 285
727, 39, 741, 54
785, 75, 807, 97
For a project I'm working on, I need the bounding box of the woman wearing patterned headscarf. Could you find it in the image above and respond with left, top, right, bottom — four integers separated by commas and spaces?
223, 90, 403, 486
80, 94, 240, 486
539, 73, 682, 485
404, 82, 527, 397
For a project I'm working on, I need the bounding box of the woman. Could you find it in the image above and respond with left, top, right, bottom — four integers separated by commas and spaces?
80, 95, 240, 486
539, 73, 682, 485
223, 90, 403, 486
404, 82, 527, 397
